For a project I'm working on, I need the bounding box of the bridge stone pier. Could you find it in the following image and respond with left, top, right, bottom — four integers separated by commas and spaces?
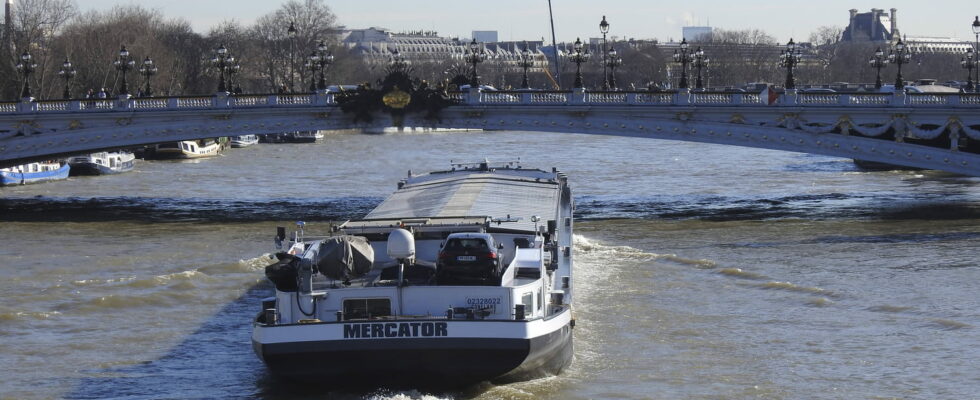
3, 88, 980, 176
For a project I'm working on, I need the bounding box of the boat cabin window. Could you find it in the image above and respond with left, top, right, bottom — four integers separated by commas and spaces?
343, 298, 391, 320
521, 292, 534, 316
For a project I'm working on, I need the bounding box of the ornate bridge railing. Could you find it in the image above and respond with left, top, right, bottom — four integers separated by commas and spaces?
4, 89, 980, 116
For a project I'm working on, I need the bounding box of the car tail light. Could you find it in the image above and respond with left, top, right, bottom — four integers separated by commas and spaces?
487, 252, 497, 259
438, 251, 448, 260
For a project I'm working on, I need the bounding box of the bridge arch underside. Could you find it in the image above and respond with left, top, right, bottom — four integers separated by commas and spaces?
3, 105, 980, 176
429, 105, 980, 177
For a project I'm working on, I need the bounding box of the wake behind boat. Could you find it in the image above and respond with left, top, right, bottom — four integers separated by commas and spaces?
252, 161, 575, 388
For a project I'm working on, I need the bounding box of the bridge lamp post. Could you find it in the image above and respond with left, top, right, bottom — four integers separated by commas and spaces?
519, 41, 533, 89
58, 58, 76, 100
605, 46, 622, 90
138, 57, 158, 97
779, 38, 801, 90
466, 39, 485, 88
888, 39, 912, 90
15, 52, 37, 99
113, 46, 136, 96
314, 41, 333, 91
869, 47, 888, 89
305, 51, 319, 92
227, 63, 241, 94
287, 21, 297, 92
672, 38, 692, 89
600, 16, 610, 90
692, 46, 708, 90
570, 38, 590, 89
962, 48, 977, 92
972, 16, 979, 92
212, 44, 234, 93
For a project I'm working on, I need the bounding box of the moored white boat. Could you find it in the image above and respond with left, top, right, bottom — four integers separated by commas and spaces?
146, 139, 223, 159
230, 135, 259, 148
252, 161, 575, 388
284, 131, 323, 143
0, 161, 70, 186
68, 151, 136, 175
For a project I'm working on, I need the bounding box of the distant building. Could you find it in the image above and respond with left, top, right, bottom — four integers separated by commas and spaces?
342, 27, 550, 79
682, 26, 713, 42
342, 27, 467, 63
905, 36, 972, 54
842, 8, 898, 42
842, 8, 971, 54
472, 31, 498, 43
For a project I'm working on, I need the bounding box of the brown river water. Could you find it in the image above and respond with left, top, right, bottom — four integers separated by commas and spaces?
1, 130, 978, 399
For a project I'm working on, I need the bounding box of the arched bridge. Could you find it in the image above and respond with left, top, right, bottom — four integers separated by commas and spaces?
3, 89, 980, 175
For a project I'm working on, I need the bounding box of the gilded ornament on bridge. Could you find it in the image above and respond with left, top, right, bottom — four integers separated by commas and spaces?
68, 120, 83, 130
115, 118, 132, 126
383, 88, 411, 109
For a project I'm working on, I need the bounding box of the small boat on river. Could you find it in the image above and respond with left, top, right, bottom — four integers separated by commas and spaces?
252, 160, 575, 388
230, 135, 259, 148
284, 131, 323, 143
68, 151, 136, 175
0, 161, 70, 186
145, 139, 224, 159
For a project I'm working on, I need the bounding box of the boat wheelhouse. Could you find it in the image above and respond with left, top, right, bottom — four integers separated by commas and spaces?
252, 161, 575, 388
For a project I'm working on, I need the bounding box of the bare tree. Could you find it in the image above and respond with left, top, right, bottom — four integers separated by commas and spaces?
5, 0, 76, 99
250, 0, 338, 93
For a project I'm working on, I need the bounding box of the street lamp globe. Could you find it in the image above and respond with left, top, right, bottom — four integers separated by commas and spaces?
58, 57, 76, 99
599, 16, 609, 35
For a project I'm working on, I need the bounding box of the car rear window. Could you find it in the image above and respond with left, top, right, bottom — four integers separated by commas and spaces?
445, 238, 489, 251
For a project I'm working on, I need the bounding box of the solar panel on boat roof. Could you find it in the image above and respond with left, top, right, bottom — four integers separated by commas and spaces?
366, 171, 560, 232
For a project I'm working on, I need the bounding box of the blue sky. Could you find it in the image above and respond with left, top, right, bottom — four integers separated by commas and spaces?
77, 0, 980, 43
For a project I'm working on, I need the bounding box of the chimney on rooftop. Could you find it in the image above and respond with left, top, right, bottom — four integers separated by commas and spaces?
849, 9, 858, 39
871, 8, 882, 40
890, 8, 899, 40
